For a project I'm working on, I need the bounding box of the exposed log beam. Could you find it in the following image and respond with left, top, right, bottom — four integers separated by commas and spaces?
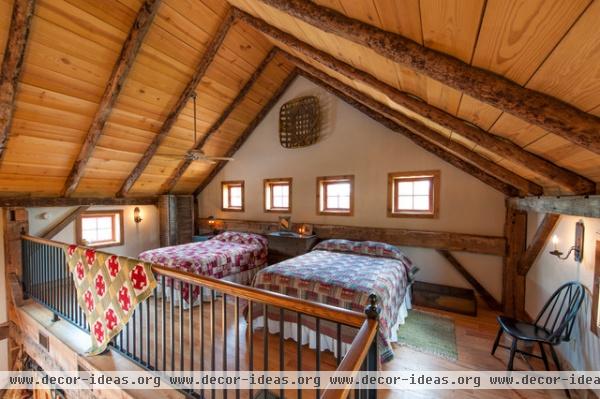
257, 0, 600, 156
0, 197, 158, 207
61, 0, 161, 197
117, 10, 236, 197
437, 249, 501, 310
291, 55, 540, 196
192, 70, 299, 196
0, 0, 35, 161
40, 205, 90, 239
508, 195, 600, 218
236, 8, 595, 195
197, 217, 507, 256
518, 213, 560, 276
298, 71, 519, 196
503, 206, 527, 318
160, 47, 277, 194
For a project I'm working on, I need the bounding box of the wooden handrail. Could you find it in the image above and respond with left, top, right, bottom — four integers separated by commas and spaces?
21, 234, 366, 328
320, 318, 378, 399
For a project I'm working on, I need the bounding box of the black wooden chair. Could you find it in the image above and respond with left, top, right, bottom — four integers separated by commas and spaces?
491, 281, 584, 372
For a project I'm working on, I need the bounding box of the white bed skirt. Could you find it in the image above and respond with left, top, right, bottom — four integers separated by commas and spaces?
251, 291, 412, 359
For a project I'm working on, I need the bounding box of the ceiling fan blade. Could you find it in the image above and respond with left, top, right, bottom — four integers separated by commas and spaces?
206, 156, 235, 161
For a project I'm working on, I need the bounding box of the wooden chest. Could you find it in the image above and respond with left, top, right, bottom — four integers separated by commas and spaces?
267, 232, 319, 264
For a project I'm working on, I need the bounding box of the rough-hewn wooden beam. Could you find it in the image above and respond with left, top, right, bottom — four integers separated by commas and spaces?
40, 205, 90, 239
0, 0, 35, 161
299, 71, 519, 196
197, 217, 507, 256
160, 48, 277, 194
0, 197, 158, 207
193, 70, 299, 196
257, 0, 600, 156
503, 206, 527, 317
236, 8, 595, 195
117, 10, 236, 198
518, 213, 560, 276
508, 195, 600, 218
437, 249, 501, 310
61, 0, 161, 197
292, 57, 540, 196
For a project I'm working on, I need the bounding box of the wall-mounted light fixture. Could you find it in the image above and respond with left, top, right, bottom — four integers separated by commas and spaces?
133, 207, 143, 224
550, 221, 584, 262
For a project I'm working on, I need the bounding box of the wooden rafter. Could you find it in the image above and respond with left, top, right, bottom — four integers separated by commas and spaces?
508, 195, 600, 218
258, 0, 600, 156
0, 197, 158, 207
193, 70, 299, 196
298, 71, 519, 196
290, 54, 541, 196
236, 8, 595, 195
160, 47, 277, 194
117, 10, 236, 198
437, 249, 501, 310
0, 0, 35, 161
40, 205, 90, 239
518, 213, 560, 276
61, 0, 161, 197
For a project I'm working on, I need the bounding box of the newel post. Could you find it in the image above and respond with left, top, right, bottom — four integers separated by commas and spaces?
365, 294, 380, 399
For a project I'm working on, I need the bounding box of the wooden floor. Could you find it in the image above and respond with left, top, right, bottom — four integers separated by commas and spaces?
113, 294, 567, 399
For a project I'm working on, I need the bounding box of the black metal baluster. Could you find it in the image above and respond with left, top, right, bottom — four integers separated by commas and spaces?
211, 290, 215, 372
316, 317, 321, 398
140, 300, 144, 363
199, 287, 205, 399
179, 284, 184, 372
248, 301, 253, 399
222, 293, 227, 399
189, 283, 194, 374
279, 308, 284, 399
263, 304, 269, 397
337, 324, 342, 366
235, 297, 240, 399
170, 279, 175, 372
133, 307, 137, 360
297, 313, 302, 399
146, 296, 150, 367
162, 275, 166, 371
154, 286, 158, 370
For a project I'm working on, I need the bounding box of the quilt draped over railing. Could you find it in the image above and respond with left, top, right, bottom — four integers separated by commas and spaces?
63, 245, 156, 355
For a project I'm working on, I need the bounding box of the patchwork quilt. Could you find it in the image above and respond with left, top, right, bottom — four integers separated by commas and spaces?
64, 245, 156, 355
251, 239, 412, 362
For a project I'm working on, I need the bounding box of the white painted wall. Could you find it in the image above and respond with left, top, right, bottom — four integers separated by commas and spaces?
526, 214, 600, 373
0, 211, 8, 370
198, 76, 507, 300
28, 205, 160, 258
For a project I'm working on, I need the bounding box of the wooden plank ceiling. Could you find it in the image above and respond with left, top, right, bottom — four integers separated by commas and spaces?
0, 0, 598, 198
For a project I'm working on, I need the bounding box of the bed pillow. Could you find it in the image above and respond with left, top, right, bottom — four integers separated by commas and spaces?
313, 239, 412, 265
212, 231, 268, 248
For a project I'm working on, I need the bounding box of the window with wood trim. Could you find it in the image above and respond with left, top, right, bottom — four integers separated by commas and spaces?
221, 180, 245, 212
76, 210, 124, 248
388, 170, 440, 218
264, 178, 292, 213
317, 175, 354, 216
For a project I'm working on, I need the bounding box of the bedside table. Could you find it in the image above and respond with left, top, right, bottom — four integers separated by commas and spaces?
267, 231, 319, 264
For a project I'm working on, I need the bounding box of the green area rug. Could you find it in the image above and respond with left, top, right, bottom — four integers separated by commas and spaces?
396, 310, 458, 361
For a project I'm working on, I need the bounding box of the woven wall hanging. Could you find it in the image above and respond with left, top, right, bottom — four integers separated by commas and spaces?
279, 96, 320, 148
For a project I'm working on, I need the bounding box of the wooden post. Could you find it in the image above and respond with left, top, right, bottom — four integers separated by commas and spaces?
503, 205, 527, 318
3, 207, 28, 369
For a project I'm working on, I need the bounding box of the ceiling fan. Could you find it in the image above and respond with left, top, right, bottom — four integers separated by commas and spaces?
156, 92, 234, 164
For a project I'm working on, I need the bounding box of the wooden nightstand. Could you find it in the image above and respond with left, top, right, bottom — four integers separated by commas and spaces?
267, 232, 319, 264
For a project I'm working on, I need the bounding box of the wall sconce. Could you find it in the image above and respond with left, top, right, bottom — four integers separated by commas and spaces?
550, 221, 584, 262
133, 207, 143, 224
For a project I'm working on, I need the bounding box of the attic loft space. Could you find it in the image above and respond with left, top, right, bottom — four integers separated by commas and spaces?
0, 0, 599, 398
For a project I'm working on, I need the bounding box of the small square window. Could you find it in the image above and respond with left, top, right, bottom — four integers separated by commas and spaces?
388, 171, 440, 218
264, 178, 292, 213
222, 181, 245, 212
317, 175, 354, 216
77, 210, 123, 248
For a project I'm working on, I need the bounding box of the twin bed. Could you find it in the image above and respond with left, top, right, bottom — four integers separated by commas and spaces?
139, 232, 413, 361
